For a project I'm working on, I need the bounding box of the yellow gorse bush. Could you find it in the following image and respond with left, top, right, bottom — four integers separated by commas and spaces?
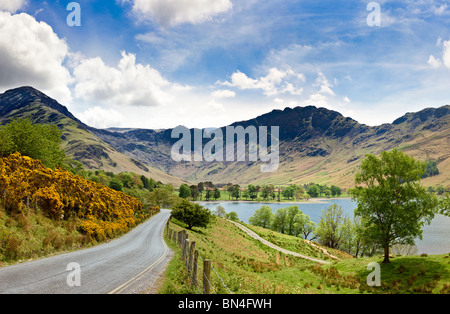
0, 152, 158, 240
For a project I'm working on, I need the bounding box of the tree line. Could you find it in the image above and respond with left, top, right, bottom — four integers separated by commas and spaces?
178, 181, 344, 202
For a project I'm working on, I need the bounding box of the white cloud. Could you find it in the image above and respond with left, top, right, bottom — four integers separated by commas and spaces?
442, 40, 450, 68
428, 54, 442, 68
435, 4, 447, 15
428, 39, 450, 69
221, 67, 305, 97
124, 0, 232, 27
77, 106, 124, 129
211, 89, 235, 99
73, 51, 188, 107
0, 12, 72, 103
0, 0, 26, 13
314, 71, 335, 96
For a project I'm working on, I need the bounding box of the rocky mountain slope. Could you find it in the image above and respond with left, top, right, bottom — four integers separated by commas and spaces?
1, 86, 448, 188
93, 104, 450, 188
0, 87, 187, 186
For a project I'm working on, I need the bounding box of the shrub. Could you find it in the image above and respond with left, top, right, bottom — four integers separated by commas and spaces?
0, 153, 155, 241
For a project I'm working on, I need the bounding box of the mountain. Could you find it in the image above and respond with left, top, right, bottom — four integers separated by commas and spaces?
93, 104, 450, 188
0, 87, 188, 186
1, 86, 448, 188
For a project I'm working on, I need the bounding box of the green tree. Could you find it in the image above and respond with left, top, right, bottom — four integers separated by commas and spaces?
296, 213, 317, 240
438, 194, 450, 217
422, 160, 439, 178
213, 205, 226, 217
246, 184, 258, 200
149, 186, 179, 208
171, 199, 212, 230
350, 149, 439, 263
231, 184, 240, 200
213, 187, 221, 200
285, 205, 301, 235
282, 186, 295, 200
249, 205, 273, 228
190, 185, 199, 201
225, 211, 239, 221
307, 184, 320, 198
178, 184, 191, 199
271, 207, 289, 234
109, 178, 124, 192
0, 118, 66, 169
330, 185, 342, 197
315, 204, 351, 249
436, 185, 445, 195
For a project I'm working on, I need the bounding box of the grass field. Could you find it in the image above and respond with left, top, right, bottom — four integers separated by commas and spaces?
160, 216, 450, 294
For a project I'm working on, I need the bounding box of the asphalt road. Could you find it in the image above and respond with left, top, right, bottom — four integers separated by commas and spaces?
0, 209, 172, 294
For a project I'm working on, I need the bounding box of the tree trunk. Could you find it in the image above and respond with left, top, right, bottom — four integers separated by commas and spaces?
383, 245, 390, 263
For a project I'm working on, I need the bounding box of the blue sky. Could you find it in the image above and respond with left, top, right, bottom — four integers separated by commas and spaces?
1, 0, 450, 129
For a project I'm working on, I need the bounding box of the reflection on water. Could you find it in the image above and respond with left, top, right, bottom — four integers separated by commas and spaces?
199, 199, 450, 255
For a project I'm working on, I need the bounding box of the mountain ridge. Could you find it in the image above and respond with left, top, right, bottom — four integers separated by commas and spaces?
0, 86, 188, 186
0, 86, 448, 188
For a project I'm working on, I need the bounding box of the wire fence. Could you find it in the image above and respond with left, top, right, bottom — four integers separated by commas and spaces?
166, 221, 232, 294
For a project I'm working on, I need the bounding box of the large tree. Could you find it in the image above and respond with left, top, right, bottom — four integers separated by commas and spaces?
178, 184, 191, 199
249, 205, 273, 228
350, 149, 438, 263
171, 199, 212, 230
315, 204, 351, 249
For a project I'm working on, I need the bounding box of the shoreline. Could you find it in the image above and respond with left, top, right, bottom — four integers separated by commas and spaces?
195, 197, 352, 205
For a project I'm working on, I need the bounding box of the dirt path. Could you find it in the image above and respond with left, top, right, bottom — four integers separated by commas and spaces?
228, 220, 332, 265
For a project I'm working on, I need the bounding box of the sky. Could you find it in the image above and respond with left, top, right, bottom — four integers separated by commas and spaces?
1, 0, 450, 129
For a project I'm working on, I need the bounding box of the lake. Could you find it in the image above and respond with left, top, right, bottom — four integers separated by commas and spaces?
199, 198, 450, 255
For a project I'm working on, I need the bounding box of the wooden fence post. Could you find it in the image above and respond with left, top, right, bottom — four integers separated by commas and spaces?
188, 241, 195, 275
177, 230, 182, 246
184, 239, 190, 265
203, 260, 212, 294
183, 233, 189, 261
193, 250, 198, 288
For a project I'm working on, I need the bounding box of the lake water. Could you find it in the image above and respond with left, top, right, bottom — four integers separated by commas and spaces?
199, 199, 450, 255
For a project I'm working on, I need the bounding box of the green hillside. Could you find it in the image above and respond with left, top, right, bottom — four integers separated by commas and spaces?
161, 217, 450, 294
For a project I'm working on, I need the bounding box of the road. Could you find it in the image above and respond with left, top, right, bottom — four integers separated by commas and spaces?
0, 209, 172, 294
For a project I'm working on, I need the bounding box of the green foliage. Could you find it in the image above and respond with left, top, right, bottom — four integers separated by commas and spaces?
225, 211, 240, 221
422, 160, 439, 179
307, 184, 320, 198
249, 205, 273, 229
178, 184, 191, 199
109, 178, 124, 192
439, 194, 450, 216
213, 205, 227, 217
149, 186, 180, 208
171, 199, 212, 230
330, 185, 342, 197
281, 185, 295, 200
249, 205, 317, 240
0, 118, 66, 169
350, 149, 439, 263
315, 204, 352, 249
